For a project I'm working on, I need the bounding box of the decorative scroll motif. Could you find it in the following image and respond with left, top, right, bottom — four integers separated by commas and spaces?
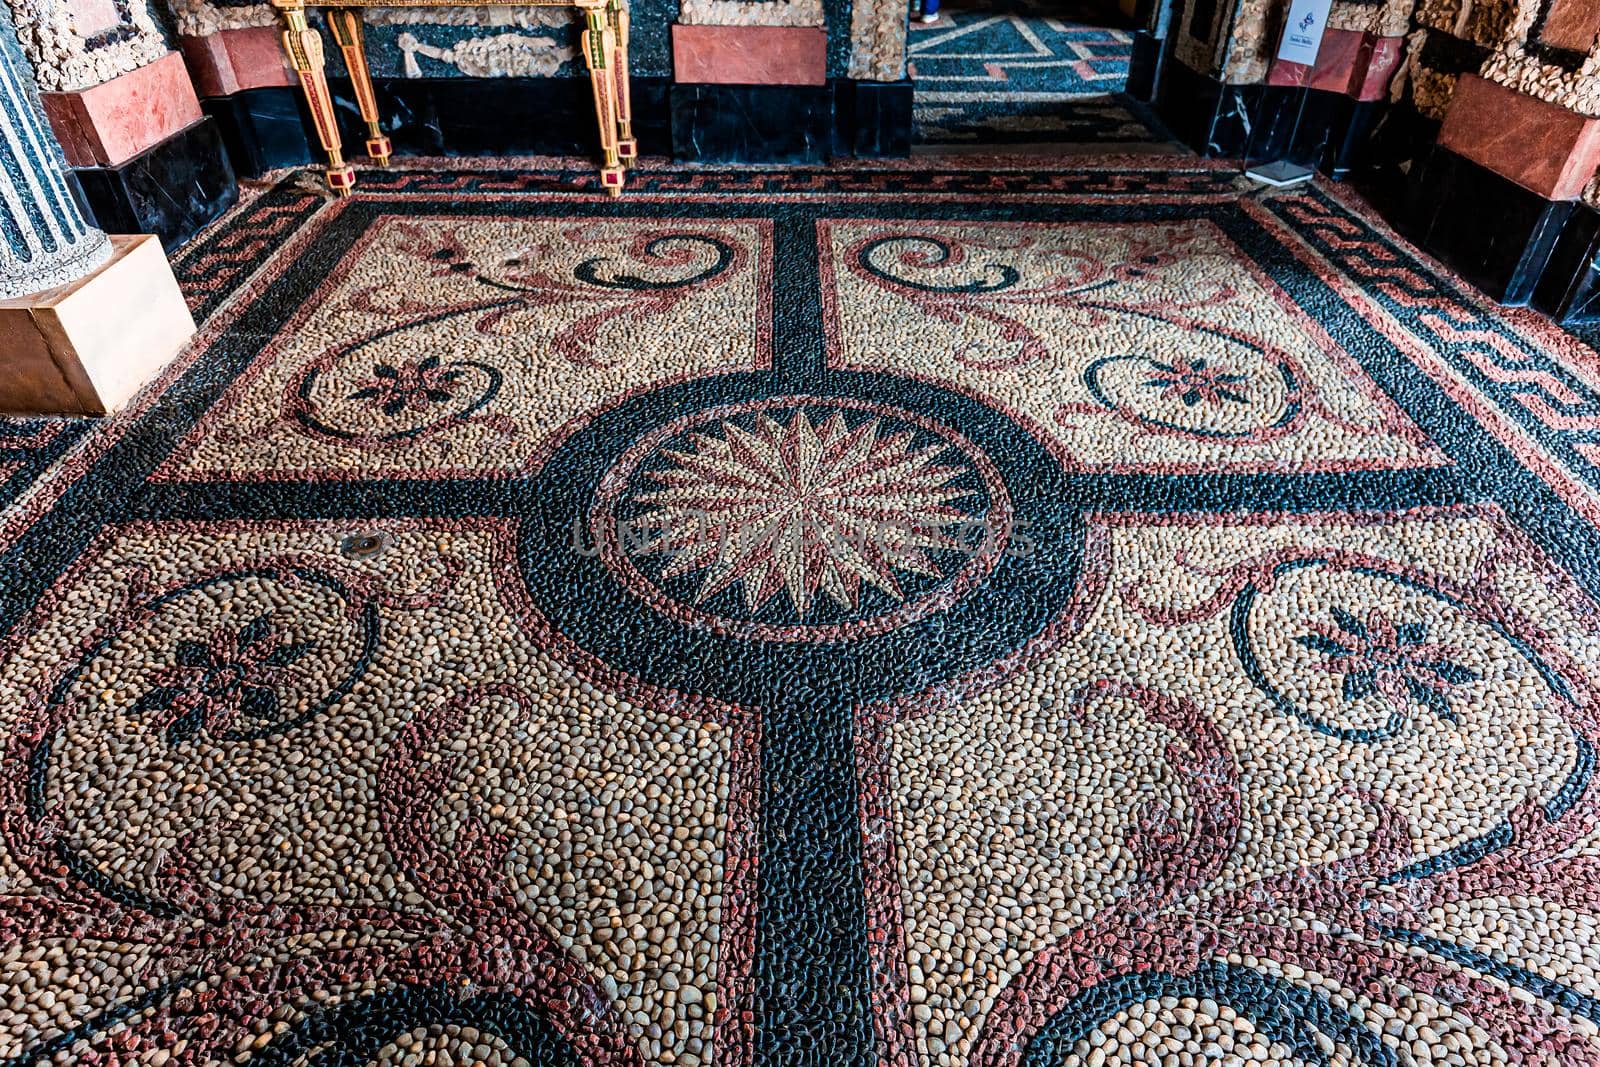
850, 227, 1232, 369
17, 163, 1600, 1067
362, 223, 742, 359
845, 226, 1395, 451
274, 225, 746, 452
0, 522, 754, 1065
47, 560, 379, 743
862, 509, 1600, 1067
3, 666, 639, 1064
965, 667, 1600, 1067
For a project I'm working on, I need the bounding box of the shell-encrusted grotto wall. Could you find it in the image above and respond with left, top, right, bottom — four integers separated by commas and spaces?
1478, 0, 1600, 112
169, 0, 670, 77
679, 0, 821, 23
4, 0, 169, 90
1406, 0, 1520, 117
164, 0, 903, 80
1166, 0, 1600, 140
1406, 0, 1600, 119
847, 0, 906, 79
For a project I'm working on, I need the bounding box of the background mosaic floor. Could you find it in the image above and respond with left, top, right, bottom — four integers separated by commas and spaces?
4, 160, 1600, 1065
908, 0, 1164, 147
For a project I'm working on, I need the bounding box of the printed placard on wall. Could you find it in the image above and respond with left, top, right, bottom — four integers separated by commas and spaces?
1275, 0, 1332, 65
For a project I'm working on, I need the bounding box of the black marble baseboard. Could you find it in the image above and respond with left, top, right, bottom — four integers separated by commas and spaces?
677, 79, 909, 164
350, 75, 673, 158
203, 75, 911, 177
204, 89, 318, 179
1397, 145, 1573, 307
74, 117, 238, 251
1152, 59, 1382, 178
1353, 111, 1599, 318
1348, 101, 1442, 220
1535, 203, 1600, 322
203, 77, 675, 179
671, 82, 833, 164
1152, 57, 1243, 157
838, 79, 913, 159
1126, 30, 1162, 102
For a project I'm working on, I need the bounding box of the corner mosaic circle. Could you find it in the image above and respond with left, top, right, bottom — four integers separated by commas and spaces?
591, 396, 1013, 643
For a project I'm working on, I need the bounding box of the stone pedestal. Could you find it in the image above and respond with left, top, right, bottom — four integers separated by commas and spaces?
1438, 74, 1600, 201
1383, 74, 1600, 309
0, 234, 196, 415
1, 9, 195, 414
181, 26, 298, 98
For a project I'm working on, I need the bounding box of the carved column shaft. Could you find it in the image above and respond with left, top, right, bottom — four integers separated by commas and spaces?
0, 9, 111, 300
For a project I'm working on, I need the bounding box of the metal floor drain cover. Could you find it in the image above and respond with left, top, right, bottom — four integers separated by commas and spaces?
339, 531, 391, 559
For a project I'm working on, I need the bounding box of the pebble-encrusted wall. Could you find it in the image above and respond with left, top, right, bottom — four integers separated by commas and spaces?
1219, 0, 1274, 82
169, 0, 669, 77
169, 0, 271, 34
1479, 0, 1600, 113
1171, 0, 1228, 79
1405, 0, 1600, 119
4, 0, 169, 90
1330, 0, 1414, 34
1403, 0, 1491, 116
846, 0, 904, 78
165, 0, 901, 80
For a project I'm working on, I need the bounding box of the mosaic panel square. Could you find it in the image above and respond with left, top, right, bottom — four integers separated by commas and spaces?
160, 215, 773, 481
820, 217, 1447, 474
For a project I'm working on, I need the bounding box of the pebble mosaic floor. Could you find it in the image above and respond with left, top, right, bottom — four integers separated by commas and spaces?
4, 160, 1600, 1065
908, 1, 1159, 146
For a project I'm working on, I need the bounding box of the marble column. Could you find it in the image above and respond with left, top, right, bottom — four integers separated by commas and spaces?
0, 8, 111, 300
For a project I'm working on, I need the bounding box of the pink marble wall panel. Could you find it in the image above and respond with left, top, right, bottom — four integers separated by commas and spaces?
671, 24, 826, 85
181, 26, 297, 97
40, 51, 204, 168
1439, 73, 1600, 199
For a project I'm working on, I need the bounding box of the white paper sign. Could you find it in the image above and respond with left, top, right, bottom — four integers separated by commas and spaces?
1276, 0, 1334, 65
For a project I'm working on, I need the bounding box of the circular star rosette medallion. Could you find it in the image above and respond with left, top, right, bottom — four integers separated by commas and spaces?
522, 374, 1088, 707
591, 396, 1013, 643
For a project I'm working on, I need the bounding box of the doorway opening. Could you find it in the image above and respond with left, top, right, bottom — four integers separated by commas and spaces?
907, 0, 1173, 153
